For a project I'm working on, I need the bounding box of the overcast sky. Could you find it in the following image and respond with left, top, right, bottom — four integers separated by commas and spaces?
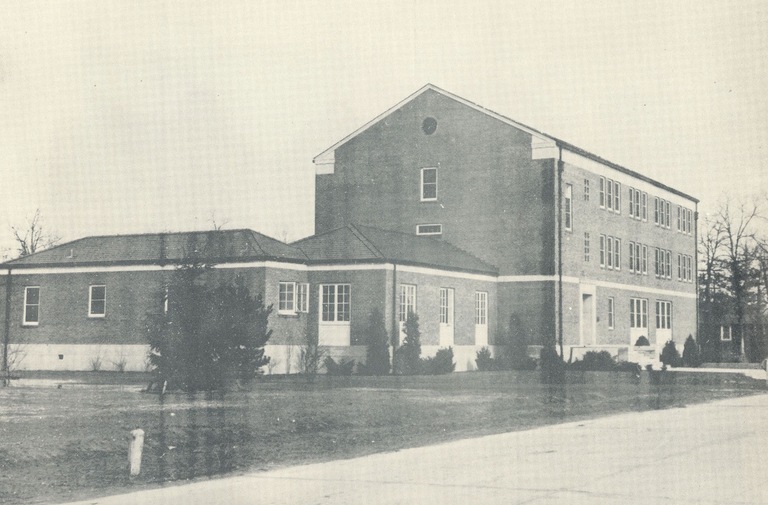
1, 1, 766, 259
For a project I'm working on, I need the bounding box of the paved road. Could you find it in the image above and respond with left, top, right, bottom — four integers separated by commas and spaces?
62, 393, 768, 505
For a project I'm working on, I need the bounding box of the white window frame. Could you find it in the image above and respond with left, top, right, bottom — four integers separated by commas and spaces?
439, 287, 454, 325
584, 232, 590, 262
606, 178, 613, 211
665, 250, 672, 279
629, 241, 635, 273
607, 297, 615, 329
278, 281, 296, 314
320, 284, 351, 323
656, 300, 672, 330
665, 201, 671, 228
599, 234, 606, 267
599, 177, 605, 208
630, 298, 648, 329
88, 285, 106, 318
475, 291, 488, 326
720, 325, 732, 341
420, 167, 438, 202
613, 238, 621, 271
583, 179, 590, 201
654, 197, 660, 225
642, 192, 648, 221
297, 282, 309, 313
613, 181, 621, 213
606, 236, 613, 269
23, 286, 40, 326
564, 183, 573, 231
634, 189, 641, 219
642, 245, 648, 275
416, 224, 442, 236
629, 187, 635, 217
399, 284, 416, 323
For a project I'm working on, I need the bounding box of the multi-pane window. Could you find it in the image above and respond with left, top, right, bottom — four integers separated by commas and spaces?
599, 177, 605, 208
23, 286, 40, 326
642, 245, 648, 274
654, 248, 672, 279
720, 325, 732, 341
564, 184, 573, 231
629, 242, 641, 273
606, 179, 613, 211
89, 285, 106, 317
686, 255, 693, 282
278, 282, 296, 313
439, 288, 453, 325
664, 201, 671, 228
629, 242, 635, 273
584, 179, 590, 201
420, 168, 437, 201
613, 181, 620, 212
630, 298, 648, 328
687, 209, 693, 235
475, 291, 488, 325
600, 235, 621, 270
297, 283, 309, 313
321, 284, 351, 322
641, 192, 648, 221
654, 197, 660, 225
607, 297, 615, 329
656, 300, 672, 329
599, 235, 606, 267
584, 232, 590, 262
399, 284, 416, 322
665, 250, 672, 278
676, 206, 682, 232
677, 254, 683, 281
629, 188, 642, 219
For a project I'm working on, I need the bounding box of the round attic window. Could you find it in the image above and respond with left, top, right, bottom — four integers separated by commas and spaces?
422, 117, 437, 135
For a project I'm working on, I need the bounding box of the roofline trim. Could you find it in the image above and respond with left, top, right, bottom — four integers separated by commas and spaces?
312, 83, 550, 164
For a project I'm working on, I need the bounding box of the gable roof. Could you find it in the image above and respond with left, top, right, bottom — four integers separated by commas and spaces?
2, 229, 307, 268
313, 83, 549, 165
293, 223, 497, 275
313, 84, 698, 204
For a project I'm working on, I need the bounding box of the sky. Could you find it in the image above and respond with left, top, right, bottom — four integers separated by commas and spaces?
1, 0, 767, 259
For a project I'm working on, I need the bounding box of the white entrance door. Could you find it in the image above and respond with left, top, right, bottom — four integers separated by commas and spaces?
439, 288, 454, 347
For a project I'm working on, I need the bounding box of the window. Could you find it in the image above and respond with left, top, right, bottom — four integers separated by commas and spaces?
686, 255, 693, 282
677, 254, 682, 281
614, 181, 620, 213
23, 286, 40, 326
599, 177, 605, 208
634, 242, 641, 273
278, 282, 296, 313
656, 300, 672, 329
584, 232, 590, 262
634, 189, 641, 219
420, 168, 437, 201
399, 284, 416, 322
599, 235, 606, 267
89, 285, 106, 318
676, 206, 682, 232
665, 250, 672, 279
629, 187, 635, 217
614, 238, 621, 271
654, 197, 660, 225
630, 298, 648, 328
642, 245, 648, 274
475, 291, 488, 325
606, 236, 613, 269
720, 325, 732, 341
321, 284, 351, 322
583, 179, 590, 201
687, 209, 693, 235
607, 297, 614, 329
664, 201, 671, 228
642, 192, 647, 221
416, 224, 442, 236
297, 283, 309, 313
439, 288, 453, 324
629, 241, 635, 273
606, 179, 613, 210
564, 184, 573, 231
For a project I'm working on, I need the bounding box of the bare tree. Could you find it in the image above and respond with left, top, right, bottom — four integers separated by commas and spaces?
209, 211, 230, 231
11, 209, 60, 258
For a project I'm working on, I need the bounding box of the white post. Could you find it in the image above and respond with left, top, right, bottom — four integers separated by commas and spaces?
129, 429, 145, 476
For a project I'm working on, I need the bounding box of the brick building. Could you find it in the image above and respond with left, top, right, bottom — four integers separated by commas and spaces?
1, 84, 698, 372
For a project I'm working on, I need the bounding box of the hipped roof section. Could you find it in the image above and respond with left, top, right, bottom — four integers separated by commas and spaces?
313, 84, 698, 203
2, 229, 308, 268
293, 223, 498, 275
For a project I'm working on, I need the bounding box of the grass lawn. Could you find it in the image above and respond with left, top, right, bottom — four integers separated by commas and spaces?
0, 370, 764, 505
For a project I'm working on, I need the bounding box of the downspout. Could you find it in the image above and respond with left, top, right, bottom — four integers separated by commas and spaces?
556, 146, 565, 357
3, 268, 11, 372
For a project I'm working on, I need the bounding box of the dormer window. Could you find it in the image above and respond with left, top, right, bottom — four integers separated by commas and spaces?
421, 167, 437, 201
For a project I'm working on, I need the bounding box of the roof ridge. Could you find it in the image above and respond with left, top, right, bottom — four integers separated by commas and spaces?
346, 224, 385, 258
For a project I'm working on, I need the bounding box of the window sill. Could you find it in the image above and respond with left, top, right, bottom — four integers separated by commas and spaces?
21, 323, 39, 328
278, 312, 300, 318
319, 321, 350, 326
88, 315, 106, 320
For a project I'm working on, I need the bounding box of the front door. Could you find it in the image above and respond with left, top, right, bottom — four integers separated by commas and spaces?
579, 284, 597, 345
